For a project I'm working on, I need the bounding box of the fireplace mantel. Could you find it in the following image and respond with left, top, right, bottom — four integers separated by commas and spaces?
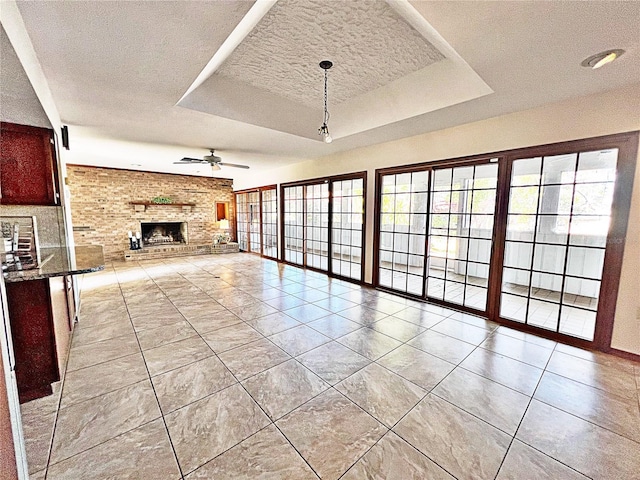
129, 201, 195, 213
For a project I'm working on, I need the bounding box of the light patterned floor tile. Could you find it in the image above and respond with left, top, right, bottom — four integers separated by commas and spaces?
343, 431, 454, 480
276, 389, 387, 480
394, 394, 511, 480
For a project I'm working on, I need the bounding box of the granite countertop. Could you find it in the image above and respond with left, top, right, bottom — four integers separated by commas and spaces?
2, 245, 105, 282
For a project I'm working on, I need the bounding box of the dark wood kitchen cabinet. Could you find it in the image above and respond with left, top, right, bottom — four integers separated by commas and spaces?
0, 122, 58, 205
5, 279, 60, 402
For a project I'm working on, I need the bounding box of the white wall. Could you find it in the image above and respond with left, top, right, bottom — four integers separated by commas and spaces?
0, 26, 51, 128
236, 83, 640, 355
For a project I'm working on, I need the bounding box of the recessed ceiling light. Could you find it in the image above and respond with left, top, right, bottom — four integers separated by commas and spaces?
581, 49, 625, 69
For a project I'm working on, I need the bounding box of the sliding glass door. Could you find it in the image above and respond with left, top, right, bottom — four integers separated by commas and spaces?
248, 191, 261, 254
427, 163, 498, 311
261, 188, 278, 259
282, 173, 366, 281
236, 193, 249, 251
378, 171, 428, 295
283, 185, 304, 265
377, 161, 497, 314
331, 178, 365, 280
375, 132, 637, 348
235, 186, 277, 257
305, 183, 330, 270
500, 149, 617, 341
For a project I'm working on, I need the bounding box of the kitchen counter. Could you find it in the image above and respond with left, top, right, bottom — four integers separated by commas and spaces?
3, 245, 104, 282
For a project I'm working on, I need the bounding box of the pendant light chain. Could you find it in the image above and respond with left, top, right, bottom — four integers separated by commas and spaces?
318, 60, 333, 143
323, 68, 329, 125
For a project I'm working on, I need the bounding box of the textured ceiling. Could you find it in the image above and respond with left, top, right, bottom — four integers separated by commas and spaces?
8, 1, 640, 177
215, 0, 445, 109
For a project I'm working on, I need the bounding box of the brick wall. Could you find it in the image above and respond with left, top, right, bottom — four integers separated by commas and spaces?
66, 165, 235, 261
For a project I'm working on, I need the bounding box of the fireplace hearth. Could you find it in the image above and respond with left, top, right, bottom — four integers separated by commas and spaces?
141, 222, 187, 246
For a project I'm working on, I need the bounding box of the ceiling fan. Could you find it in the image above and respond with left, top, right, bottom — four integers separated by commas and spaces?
174, 149, 249, 171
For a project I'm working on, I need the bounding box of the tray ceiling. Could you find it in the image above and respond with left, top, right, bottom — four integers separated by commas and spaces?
179, 0, 491, 141
215, 0, 445, 109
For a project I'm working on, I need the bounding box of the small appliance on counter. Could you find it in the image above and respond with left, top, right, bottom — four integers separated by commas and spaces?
1, 215, 41, 272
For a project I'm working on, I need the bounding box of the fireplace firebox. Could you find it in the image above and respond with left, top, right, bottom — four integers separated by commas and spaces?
141, 222, 187, 246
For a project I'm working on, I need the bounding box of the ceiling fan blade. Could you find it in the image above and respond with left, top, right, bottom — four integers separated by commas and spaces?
218, 162, 250, 169
179, 157, 207, 163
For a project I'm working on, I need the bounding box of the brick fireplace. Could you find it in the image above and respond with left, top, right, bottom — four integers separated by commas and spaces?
66, 165, 235, 261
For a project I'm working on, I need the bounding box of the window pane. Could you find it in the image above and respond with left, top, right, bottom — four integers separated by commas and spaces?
501, 293, 527, 322
563, 278, 600, 310
559, 306, 596, 341
444, 281, 464, 304
408, 235, 425, 255
511, 157, 541, 186
412, 171, 429, 192
532, 244, 565, 274
407, 275, 423, 295
471, 190, 496, 214
538, 184, 574, 215
465, 286, 487, 310
394, 233, 409, 253
569, 216, 608, 247
392, 272, 408, 291
379, 269, 392, 287
382, 175, 396, 194
509, 186, 539, 214
566, 247, 605, 278
576, 149, 617, 183
542, 153, 577, 184
468, 238, 492, 264
452, 167, 473, 190
572, 183, 614, 216
504, 241, 533, 270
433, 169, 452, 190
427, 277, 444, 299
474, 164, 498, 189
506, 214, 536, 242
530, 272, 563, 301
527, 299, 559, 331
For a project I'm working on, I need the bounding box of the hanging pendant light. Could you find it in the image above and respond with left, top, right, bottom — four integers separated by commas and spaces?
318, 60, 333, 144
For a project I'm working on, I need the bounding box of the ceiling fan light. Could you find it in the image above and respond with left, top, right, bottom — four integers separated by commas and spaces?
211, 163, 221, 171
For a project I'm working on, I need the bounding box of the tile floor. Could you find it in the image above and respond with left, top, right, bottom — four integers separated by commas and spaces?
21, 253, 640, 479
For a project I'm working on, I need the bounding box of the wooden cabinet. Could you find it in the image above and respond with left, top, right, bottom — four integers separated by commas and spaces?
0, 122, 58, 206
5, 280, 60, 403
